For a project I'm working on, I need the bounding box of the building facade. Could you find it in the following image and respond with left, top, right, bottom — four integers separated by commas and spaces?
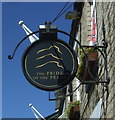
57, 1, 115, 119
77, 1, 114, 119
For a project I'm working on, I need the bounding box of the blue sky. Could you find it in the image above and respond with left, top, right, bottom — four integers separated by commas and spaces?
2, 2, 73, 118
0, 1, 2, 120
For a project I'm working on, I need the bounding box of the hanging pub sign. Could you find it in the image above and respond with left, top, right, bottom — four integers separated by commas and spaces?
22, 39, 78, 91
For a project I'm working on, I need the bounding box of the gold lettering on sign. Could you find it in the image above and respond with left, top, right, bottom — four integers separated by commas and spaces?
47, 72, 50, 75
33, 77, 39, 80
46, 71, 64, 75
39, 76, 48, 80
50, 76, 59, 80
33, 71, 64, 80
37, 72, 45, 75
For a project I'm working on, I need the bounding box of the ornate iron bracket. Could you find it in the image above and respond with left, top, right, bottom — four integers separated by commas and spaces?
8, 31, 39, 60
80, 45, 110, 85
8, 24, 109, 100
57, 30, 110, 85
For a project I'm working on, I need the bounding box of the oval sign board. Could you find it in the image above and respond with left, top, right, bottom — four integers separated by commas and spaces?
22, 39, 78, 91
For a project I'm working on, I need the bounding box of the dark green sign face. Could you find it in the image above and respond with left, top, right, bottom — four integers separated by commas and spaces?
22, 39, 78, 91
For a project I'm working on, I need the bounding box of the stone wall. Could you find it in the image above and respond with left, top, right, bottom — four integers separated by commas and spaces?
57, 2, 114, 119
77, 2, 115, 119
78, 2, 91, 45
